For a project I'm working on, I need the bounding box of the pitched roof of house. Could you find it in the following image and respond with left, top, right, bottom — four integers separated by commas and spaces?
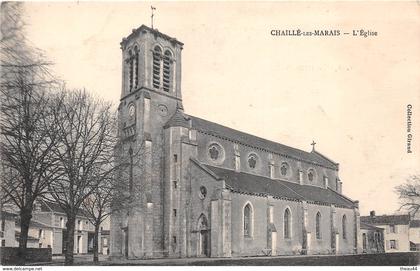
360, 214, 410, 225
37, 200, 89, 218
200, 163, 355, 208
360, 222, 384, 231
410, 220, 420, 228
39, 200, 65, 213
165, 110, 339, 170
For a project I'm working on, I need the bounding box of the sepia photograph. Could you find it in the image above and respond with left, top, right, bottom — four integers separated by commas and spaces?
0, 1, 419, 269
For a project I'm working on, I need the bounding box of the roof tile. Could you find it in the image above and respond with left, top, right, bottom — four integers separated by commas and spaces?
166, 113, 338, 169
203, 164, 355, 208
360, 214, 410, 225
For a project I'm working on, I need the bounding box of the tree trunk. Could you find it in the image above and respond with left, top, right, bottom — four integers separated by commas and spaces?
17, 207, 32, 264
65, 215, 76, 265
93, 223, 100, 263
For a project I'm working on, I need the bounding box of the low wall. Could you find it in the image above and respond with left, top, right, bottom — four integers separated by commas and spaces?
0, 247, 52, 265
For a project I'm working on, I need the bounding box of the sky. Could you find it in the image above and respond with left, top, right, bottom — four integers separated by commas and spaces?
22, 1, 419, 216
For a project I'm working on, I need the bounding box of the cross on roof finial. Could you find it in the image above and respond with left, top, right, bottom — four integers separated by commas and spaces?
151, 6, 156, 29
311, 140, 316, 151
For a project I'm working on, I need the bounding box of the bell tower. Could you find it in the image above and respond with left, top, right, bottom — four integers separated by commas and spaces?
111, 25, 184, 259
120, 25, 183, 101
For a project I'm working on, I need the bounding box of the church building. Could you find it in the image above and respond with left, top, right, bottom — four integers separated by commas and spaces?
110, 25, 361, 259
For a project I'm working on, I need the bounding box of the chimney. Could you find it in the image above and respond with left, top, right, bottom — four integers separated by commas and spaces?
370, 210, 376, 217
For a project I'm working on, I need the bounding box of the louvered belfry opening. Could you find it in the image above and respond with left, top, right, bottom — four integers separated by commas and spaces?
163, 50, 172, 92
127, 46, 139, 92
128, 49, 134, 90
153, 46, 162, 89
133, 46, 139, 89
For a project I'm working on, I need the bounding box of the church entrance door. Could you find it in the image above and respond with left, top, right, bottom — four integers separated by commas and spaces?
198, 214, 210, 257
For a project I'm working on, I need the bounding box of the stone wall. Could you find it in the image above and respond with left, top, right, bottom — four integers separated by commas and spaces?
230, 193, 356, 256
0, 247, 52, 265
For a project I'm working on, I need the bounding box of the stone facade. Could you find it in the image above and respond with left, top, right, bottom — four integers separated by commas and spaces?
360, 211, 410, 253
110, 25, 360, 259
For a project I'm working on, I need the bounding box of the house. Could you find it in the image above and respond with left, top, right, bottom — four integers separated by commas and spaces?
360, 222, 384, 254
1, 211, 17, 247
360, 211, 410, 253
15, 217, 53, 249
32, 200, 96, 255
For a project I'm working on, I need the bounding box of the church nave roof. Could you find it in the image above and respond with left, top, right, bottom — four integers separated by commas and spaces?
165, 109, 339, 170
201, 163, 355, 209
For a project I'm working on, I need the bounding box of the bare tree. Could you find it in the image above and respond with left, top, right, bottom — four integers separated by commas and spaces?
0, 2, 60, 260
46, 89, 117, 265
82, 177, 113, 263
395, 175, 420, 217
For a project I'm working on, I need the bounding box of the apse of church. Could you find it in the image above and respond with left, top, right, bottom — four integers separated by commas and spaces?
110, 25, 361, 259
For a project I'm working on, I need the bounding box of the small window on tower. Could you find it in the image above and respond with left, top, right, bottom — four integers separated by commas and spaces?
173, 209, 177, 217
173, 154, 178, 163
173, 181, 178, 189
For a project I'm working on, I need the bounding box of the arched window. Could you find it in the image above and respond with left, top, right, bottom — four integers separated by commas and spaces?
308, 169, 315, 182
162, 50, 172, 92
284, 208, 291, 239
342, 215, 347, 239
152, 46, 162, 89
316, 212, 321, 239
244, 203, 253, 237
362, 233, 367, 250
128, 49, 134, 90
133, 46, 139, 88
127, 47, 139, 92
